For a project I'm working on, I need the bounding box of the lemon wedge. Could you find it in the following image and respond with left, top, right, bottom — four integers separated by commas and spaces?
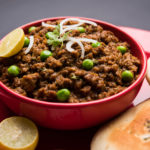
0, 28, 25, 57
0, 116, 39, 150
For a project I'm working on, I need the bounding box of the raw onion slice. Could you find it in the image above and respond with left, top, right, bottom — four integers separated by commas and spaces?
60, 18, 83, 34
66, 41, 75, 52
24, 36, 34, 54
67, 37, 85, 58
42, 22, 56, 28
62, 26, 79, 33
75, 37, 97, 43
80, 19, 97, 26
66, 37, 99, 58
64, 22, 83, 28
60, 18, 97, 34
42, 18, 97, 34
68, 37, 98, 44
42, 21, 82, 29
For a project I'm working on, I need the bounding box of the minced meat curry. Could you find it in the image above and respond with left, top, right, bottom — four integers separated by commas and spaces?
0, 18, 140, 103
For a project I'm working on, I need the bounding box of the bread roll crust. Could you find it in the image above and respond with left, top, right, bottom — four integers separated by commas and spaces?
91, 99, 150, 150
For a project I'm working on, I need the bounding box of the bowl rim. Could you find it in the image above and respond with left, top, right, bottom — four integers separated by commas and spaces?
0, 16, 147, 108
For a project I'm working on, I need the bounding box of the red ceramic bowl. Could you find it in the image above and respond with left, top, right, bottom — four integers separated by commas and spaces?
0, 17, 147, 130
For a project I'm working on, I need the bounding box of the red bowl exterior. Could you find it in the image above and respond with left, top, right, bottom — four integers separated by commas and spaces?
0, 17, 147, 130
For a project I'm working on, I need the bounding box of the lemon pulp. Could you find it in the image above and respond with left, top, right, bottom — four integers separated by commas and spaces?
0, 28, 25, 57
0, 116, 39, 150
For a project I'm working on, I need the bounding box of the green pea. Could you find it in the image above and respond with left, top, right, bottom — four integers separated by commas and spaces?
28, 26, 36, 33
92, 42, 101, 48
40, 50, 52, 61
82, 59, 94, 70
77, 27, 86, 33
56, 89, 71, 102
8, 65, 20, 76
45, 32, 56, 39
117, 46, 127, 54
122, 70, 134, 82
23, 37, 30, 47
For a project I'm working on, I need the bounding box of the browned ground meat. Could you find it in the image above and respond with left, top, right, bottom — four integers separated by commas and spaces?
0, 19, 140, 103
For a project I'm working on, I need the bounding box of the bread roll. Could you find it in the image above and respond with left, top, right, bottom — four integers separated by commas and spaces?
91, 99, 150, 150
146, 58, 150, 84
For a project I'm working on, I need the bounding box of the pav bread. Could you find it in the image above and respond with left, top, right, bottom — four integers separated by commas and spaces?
146, 58, 150, 84
91, 98, 150, 150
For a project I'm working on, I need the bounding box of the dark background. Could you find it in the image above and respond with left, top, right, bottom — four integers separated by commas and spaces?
0, 0, 150, 39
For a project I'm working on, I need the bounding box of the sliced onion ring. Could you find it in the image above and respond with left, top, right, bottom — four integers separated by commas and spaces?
66, 41, 75, 52
42, 22, 56, 28
24, 36, 34, 54
42, 21, 82, 29
66, 37, 98, 58
80, 19, 97, 26
62, 26, 79, 33
75, 37, 97, 43
64, 22, 83, 28
60, 18, 97, 34
60, 18, 83, 34
67, 37, 85, 58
